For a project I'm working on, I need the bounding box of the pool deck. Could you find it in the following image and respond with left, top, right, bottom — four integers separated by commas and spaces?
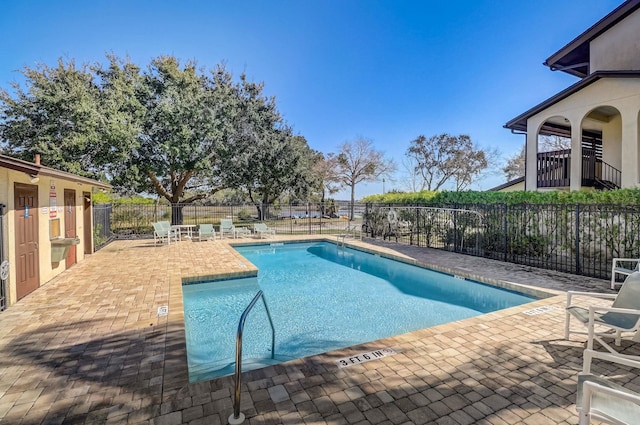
1, 235, 639, 424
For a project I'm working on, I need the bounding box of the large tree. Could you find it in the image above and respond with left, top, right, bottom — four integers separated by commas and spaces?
333, 137, 396, 219
406, 133, 489, 191
213, 76, 316, 219
96, 54, 146, 189
0, 59, 103, 177
96, 56, 238, 223
1, 54, 317, 223
135, 57, 230, 204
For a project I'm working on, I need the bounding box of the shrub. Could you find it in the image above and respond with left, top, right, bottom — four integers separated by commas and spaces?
362, 189, 640, 206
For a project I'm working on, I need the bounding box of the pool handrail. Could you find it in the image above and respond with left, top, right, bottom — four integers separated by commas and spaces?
230, 290, 275, 424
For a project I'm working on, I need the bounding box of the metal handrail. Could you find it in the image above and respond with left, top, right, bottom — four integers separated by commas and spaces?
229, 290, 275, 424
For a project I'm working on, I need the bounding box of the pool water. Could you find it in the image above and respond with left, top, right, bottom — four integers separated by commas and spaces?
182, 242, 535, 382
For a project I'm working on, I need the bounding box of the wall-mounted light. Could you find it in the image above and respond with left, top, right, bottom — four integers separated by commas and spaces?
26, 173, 39, 183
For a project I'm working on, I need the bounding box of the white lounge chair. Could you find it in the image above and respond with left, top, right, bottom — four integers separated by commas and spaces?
565, 272, 640, 357
254, 223, 275, 238
611, 258, 640, 289
197, 224, 215, 241
219, 219, 251, 238
219, 219, 235, 239
577, 349, 640, 424
153, 221, 177, 245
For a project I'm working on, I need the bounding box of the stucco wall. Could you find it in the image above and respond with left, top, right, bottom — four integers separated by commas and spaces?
590, 9, 640, 72
525, 77, 640, 190
3, 168, 90, 306
601, 113, 622, 170
0, 169, 9, 301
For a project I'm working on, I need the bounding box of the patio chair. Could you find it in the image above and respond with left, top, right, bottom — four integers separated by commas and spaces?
197, 224, 216, 241
576, 349, 640, 424
219, 219, 235, 239
254, 222, 275, 238
611, 258, 640, 289
153, 221, 177, 245
565, 272, 640, 357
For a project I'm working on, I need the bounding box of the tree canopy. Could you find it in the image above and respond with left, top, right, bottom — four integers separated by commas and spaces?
406, 133, 489, 191
212, 76, 318, 217
0, 59, 103, 177
0, 54, 316, 221
333, 137, 396, 219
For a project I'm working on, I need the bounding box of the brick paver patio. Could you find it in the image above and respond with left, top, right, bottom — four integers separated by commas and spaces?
0, 235, 638, 424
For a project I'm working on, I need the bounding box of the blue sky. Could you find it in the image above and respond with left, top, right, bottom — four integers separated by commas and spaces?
0, 0, 624, 199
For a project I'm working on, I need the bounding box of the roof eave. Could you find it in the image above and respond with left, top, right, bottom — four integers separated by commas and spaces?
504, 71, 640, 132
0, 155, 111, 190
545, 0, 640, 73
488, 176, 525, 192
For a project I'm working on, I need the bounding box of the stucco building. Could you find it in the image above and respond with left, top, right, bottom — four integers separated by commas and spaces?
0, 154, 110, 309
504, 0, 640, 192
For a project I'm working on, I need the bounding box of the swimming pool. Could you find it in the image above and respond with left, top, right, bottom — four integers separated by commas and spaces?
182, 242, 536, 382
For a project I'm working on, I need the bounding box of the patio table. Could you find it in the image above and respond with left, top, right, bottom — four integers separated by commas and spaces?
233, 227, 252, 238
170, 224, 196, 241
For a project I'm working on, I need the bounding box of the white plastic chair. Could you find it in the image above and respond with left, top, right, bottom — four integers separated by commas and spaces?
611, 258, 640, 289
253, 223, 275, 238
577, 349, 640, 424
565, 272, 640, 357
219, 219, 235, 239
153, 221, 177, 245
197, 224, 215, 241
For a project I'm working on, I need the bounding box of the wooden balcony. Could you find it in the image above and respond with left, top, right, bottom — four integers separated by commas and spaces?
536, 149, 620, 189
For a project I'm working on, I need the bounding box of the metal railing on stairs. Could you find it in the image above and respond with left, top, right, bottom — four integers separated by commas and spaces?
536, 148, 621, 190
229, 290, 275, 424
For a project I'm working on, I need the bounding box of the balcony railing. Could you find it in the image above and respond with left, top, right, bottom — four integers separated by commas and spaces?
537, 149, 620, 190
537, 149, 570, 188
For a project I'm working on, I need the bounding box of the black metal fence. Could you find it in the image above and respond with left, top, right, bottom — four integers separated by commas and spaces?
92, 204, 114, 251
91, 201, 365, 247
92, 201, 640, 282
365, 203, 640, 281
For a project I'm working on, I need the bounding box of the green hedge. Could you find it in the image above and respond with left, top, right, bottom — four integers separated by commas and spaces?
91, 192, 156, 205
363, 189, 640, 205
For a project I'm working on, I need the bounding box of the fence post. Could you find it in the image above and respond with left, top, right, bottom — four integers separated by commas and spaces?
364, 203, 369, 237
453, 205, 458, 253
503, 204, 508, 262
411, 204, 420, 246
575, 204, 581, 275
307, 202, 311, 235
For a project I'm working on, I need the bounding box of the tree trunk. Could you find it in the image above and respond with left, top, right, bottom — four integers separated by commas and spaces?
350, 184, 355, 221
171, 204, 184, 225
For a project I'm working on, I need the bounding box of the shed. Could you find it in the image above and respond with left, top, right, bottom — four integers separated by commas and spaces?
0, 154, 111, 309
